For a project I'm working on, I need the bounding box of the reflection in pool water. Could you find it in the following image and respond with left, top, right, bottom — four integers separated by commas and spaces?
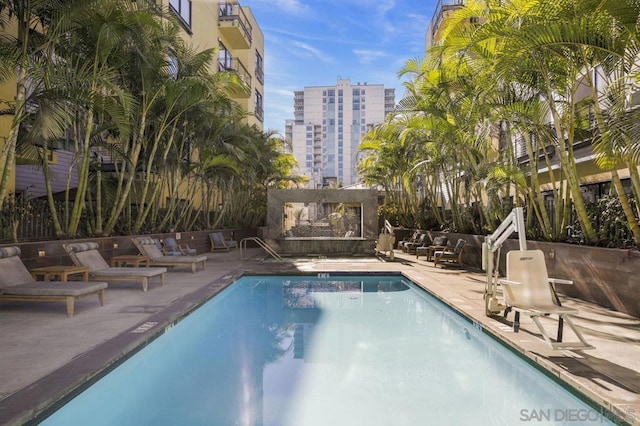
42, 275, 614, 426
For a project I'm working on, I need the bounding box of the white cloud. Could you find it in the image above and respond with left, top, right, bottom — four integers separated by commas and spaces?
353, 49, 390, 64
252, 0, 312, 17
376, 0, 397, 16
289, 41, 334, 63
266, 87, 296, 97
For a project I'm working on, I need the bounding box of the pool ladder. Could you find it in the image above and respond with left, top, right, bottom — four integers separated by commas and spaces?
240, 237, 283, 261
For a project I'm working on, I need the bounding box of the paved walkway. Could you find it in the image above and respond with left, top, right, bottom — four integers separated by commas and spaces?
0, 249, 638, 425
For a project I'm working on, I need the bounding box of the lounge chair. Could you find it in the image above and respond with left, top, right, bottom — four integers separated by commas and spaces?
396, 231, 419, 250
433, 238, 465, 267
0, 246, 107, 317
209, 232, 238, 251
132, 237, 207, 274
162, 237, 197, 256
63, 242, 166, 292
499, 249, 593, 350
404, 233, 428, 254
416, 235, 449, 260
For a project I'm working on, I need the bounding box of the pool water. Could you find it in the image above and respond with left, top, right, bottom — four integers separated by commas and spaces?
42, 275, 614, 425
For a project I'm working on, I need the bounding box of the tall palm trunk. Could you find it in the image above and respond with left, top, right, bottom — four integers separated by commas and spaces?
542, 72, 597, 242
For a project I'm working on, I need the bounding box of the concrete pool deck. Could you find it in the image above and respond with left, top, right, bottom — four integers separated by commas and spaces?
0, 248, 638, 425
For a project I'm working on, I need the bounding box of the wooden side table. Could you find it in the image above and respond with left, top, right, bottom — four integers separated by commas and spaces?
31, 265, 90, 282
416, 245, 446, 261
111, 255, 150, 268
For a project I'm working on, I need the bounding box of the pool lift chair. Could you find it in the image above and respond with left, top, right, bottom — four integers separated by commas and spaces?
375, 220, 395, 260
482, 207, 593, 350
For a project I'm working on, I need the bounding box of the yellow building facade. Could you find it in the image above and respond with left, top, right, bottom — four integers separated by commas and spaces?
0, 1, 264, 205
162, 0, 264, 129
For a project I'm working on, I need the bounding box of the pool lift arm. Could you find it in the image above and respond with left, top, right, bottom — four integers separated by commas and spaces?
482, 207, 527, 316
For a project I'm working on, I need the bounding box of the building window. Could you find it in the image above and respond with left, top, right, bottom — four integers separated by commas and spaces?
38, 148, 58, 165
255, 90, 263, 122
218, 42, 232, 71
255, 51, 264, 84
170, 0, 191, 28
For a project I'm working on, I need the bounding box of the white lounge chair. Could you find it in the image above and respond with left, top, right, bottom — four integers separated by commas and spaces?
132, 237, 207, 274
499, 249, 593, 350
63, 242, 166, 292
0, 246, 107, 317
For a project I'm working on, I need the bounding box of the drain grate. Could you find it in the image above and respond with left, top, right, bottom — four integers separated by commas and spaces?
131, 322, 158, 333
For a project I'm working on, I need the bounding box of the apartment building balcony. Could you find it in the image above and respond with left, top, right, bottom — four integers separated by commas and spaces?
218, 57, 251, 96
428, 0, 465, 46
218, 2, 252, 49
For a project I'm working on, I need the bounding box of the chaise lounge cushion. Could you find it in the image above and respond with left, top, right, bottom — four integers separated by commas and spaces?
65, 242, 167, 276
133, 237, 207, 273
0, 248, 106, 295
1, 280, 107, 297
0, 246, 108, 316
64, 242, 167, 292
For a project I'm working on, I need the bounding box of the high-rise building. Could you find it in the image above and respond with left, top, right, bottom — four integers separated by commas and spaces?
286, 78, 395, 188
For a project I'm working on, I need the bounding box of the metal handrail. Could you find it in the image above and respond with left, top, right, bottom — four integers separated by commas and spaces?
240, 237, 282, 261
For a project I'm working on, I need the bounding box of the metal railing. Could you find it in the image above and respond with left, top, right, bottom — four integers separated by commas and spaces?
218, 2, 253, 44
240, 237, 282, 261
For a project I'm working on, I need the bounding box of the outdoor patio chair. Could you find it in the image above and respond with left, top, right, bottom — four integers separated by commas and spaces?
416, 235, 449, 260
209, 232, 238, 251
0, 246, 107, 317
433, 238, 465, 267
404, 233, 428, 254
63, 242, 166, 292
162, 237, 197, 256
499, 249, 593, 350
132, 237, 206, 274
397, 231, 419, 250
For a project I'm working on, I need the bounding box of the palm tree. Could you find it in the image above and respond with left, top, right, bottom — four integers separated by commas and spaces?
436, 0, 600, 242
0, 0, 76, 202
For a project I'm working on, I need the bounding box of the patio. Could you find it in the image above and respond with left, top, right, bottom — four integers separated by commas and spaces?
0, 248, 638, 425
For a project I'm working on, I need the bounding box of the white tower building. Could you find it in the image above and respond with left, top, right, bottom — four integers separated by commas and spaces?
286, 78, 395, 188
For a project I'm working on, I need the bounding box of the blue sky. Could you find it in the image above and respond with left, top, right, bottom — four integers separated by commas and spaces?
246, 0, 437, 135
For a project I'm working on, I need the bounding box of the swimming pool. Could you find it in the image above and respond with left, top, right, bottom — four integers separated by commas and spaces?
41, 275, 615, 425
